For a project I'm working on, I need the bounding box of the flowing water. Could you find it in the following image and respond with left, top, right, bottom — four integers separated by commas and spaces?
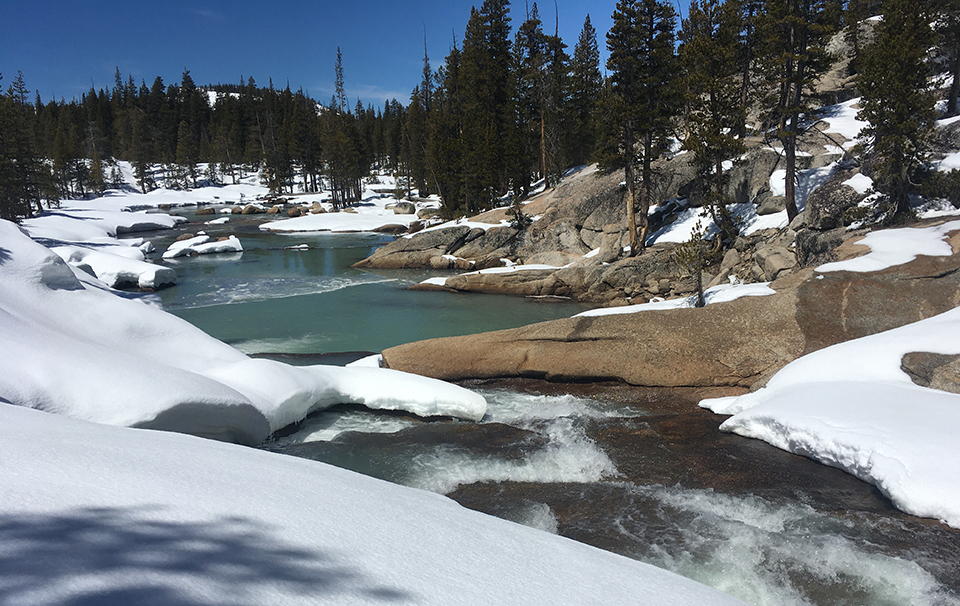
149, 210, 960, 606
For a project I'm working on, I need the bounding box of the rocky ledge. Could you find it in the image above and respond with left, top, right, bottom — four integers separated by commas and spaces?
381, 223, 960, 390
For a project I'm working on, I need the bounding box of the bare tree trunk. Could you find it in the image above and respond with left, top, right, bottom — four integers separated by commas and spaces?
784, 120, 799, 223
638, 132, 654, 252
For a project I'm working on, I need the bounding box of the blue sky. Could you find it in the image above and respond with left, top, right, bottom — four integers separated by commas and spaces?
2, 0, 631, 107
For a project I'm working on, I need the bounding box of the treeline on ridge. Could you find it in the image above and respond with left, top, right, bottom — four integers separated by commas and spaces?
2, 0, 959, 229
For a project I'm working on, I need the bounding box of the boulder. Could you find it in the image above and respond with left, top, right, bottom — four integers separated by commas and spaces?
175, 233, 196, 242
287, 206, 304, 218
195, 207, 216, 216
266, 205, 282, 215
231, 206, 243, 215
753, 244, 797, 281
418, 208, 441, 220
352, 225, 473, 269
241, 204, 264, 215
598, 223, 626, 263
393, 202, 417, 215
524, 251, 581, 267
901, 352, 960, 394
384, 290, 805, 387
755, 192, 786, 216
373, 224, 409, 235
805, 168, 867, 231
794, 227, 852, 267
310, 202, 326, 214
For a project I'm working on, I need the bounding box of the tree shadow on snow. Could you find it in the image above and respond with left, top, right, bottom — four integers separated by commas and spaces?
0, 246, 10, 266
0, 506, 413, 606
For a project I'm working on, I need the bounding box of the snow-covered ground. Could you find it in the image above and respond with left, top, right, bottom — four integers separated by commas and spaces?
0, 220, 486, 445
576, 280, 776, 317
701, 220, 960, 529
0, 403, 746, 606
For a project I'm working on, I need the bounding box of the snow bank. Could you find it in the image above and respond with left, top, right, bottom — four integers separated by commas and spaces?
699, 222, 960, 526
819, 98, 869, 146
937, 151, 960, 172
162, 233, 243, 259
842, 172, 873, 194
51, 243, 177, 289
700, 307, 960, 528
0, 404, 745, 606
21, 208, 184, 243
0, 220, 486, 444
816, 219, 960, 273
575, 281, 775, 317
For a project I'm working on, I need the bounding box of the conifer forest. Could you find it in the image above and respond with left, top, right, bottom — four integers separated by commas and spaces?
2, 0, 959, 225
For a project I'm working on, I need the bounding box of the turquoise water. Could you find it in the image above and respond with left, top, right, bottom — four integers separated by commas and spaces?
151, 215, 590, 354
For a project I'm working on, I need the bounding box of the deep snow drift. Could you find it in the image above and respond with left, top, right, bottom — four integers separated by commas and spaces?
0, 219, 486, 445
702, 221, 960, 528
0, 403, 747, 606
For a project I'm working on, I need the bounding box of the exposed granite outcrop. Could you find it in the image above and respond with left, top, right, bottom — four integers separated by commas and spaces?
383, 222, 960, 390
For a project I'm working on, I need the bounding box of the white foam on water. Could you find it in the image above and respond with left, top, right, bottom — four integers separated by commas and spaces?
480, 389, 645, 424
406, 416, 617, 494
505, 501, 560, 535
619, 485, 958, 606
272, 408, 419, 445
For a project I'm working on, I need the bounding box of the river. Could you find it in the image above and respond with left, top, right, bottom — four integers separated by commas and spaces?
152, 210, 960, 606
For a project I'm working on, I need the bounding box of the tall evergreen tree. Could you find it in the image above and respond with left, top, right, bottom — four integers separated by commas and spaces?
175, 119, 198, 188
936, 0, 960, 117
459, 0, 514, 212
756, 0, 838, 222
567, 14, 603, 167
603, 0, 681, 255
857, 0, 937, 219
428, 42, 467, 215
680, 0, 745, 244
0, 73, 46, 220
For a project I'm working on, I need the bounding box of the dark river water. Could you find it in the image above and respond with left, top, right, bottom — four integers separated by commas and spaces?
150, 210, 960, 606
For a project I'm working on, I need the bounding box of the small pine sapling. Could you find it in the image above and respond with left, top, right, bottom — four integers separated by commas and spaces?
507, 195, 533, 230
673, 219, 720, 307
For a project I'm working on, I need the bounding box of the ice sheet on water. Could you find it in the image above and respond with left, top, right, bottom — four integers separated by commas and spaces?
167, 275, 397, 309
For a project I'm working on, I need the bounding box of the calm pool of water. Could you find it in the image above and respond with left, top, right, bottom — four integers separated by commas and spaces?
148, 211, 591, 354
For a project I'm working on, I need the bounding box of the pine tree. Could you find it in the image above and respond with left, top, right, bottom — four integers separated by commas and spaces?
89, 146, 106, 195
459, 0, 513, 213
936, 0, 960, 117
2, 71, 46, 216
0, 73, 45, 220
604, 0, 681, 255
175, 119, 198, 189
756, 0, 838, 222
680, 0, 745, 244
857, 0, 937, 219
567, 14, 603, 167
428, 43, 466, 216
322, 49, 363, 207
